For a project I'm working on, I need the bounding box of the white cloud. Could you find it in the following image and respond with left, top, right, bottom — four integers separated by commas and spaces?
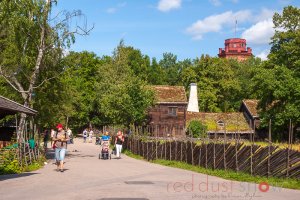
157, 0, 182, 12
253, 8, 275, 22
209, 0, 238, 6
106, 2, 127, 14
106, 8, 117, 14
209, 0, 221, 6
186, 10, 251, 40
241, 18, 274, 45
256, 49, 269, 60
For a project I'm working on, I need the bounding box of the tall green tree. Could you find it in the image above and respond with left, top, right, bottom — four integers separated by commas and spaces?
252, 6, 300, 139
95, 43, 154, 126
0, 0, 91, 135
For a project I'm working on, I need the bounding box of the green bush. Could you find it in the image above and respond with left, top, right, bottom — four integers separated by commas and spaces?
0, 150, 22, 175
187, 120, 208, 138
0, 149, 46, 175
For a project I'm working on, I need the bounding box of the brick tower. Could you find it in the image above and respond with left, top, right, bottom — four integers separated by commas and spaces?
218, 38, 252, 61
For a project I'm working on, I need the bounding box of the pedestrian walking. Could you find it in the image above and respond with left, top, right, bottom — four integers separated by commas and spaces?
53, 123, 69, 172
115, 130, 124, 159
83, 128, 88, 143
43, 129, 49, 149
67, 128, 73, 144
50, 129, 56, 147
89, 128, 94, 143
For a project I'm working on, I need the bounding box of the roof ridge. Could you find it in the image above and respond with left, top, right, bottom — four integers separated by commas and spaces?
0, 95, 37, 113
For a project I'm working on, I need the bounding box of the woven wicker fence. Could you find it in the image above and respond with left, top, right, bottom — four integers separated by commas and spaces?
123, 137, 300, 179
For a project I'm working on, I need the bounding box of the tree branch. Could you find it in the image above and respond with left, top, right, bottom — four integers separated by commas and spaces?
32, 71, 64, 89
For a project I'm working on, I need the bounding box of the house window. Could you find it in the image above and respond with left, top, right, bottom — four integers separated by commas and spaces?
168, 107, 177, 116
217, 120, 224, 127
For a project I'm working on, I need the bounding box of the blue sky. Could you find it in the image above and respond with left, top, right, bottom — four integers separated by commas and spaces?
53, 0, 300, 61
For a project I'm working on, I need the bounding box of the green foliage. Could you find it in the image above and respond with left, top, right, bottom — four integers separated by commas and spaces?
1, 2, 299, 142
0, 150, 22, 174
95, 42, 154, 126
0, 148, 46, 175
187, 120, 207, 138
252, 6, 300, 139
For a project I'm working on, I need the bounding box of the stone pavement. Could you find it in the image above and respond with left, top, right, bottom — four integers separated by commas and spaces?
0, 138, 300, 200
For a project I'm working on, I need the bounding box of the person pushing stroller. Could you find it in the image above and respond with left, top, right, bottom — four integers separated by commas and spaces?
99, 131, 111, 160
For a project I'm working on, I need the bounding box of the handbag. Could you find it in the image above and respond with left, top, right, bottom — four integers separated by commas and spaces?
52, 141, 57, 149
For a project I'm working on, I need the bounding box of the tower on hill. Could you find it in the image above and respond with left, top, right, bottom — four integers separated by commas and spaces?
218, 38, 252, 61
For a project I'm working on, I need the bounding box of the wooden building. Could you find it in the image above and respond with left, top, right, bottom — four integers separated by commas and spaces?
187, 112, 253, 138
0, 95, 37, 148
239, 99, 260, 128
148, 86, 188, 138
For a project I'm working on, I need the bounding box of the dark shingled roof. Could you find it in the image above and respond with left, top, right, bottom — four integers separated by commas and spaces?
0, 96, 37, 117
242, 99, 259, 117
151, 85, 187, 103
187, 112, 252, 133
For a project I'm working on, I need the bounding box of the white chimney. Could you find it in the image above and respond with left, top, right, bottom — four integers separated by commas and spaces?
187, 83, 199, 112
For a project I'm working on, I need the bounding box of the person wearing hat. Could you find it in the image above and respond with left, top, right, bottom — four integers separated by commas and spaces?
53, 123, 69, 172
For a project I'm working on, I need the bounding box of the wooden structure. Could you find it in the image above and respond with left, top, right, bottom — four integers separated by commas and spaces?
148, 86, 188, 138
239, 99, 260, 128
187, 112, 253, 138
0, 96, 36, 117
124, 137, 300, 179
218, 38, 253, 61
0, 95, 37, 148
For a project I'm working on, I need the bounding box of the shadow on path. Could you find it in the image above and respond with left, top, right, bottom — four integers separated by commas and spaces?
45, 148, 55, 160
0, 172, 39, 181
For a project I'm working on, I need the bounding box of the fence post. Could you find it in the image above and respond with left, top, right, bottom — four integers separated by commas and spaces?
268, 119, 272, 178
213, 130, 216, 170
164, 141, 167, 160
137, 138, 140, 156
205, 143, 208, 169
287, 119, 292, 177
185, 141, 188, 163
147, 141, 149, 161
223, 123, 227, 170
191, 141, 194, 165
151, 141, 154, 161
198, 142, 202, 166
169, 140, 172, 161
175, 140, 177, 161
180, 141, 183, 162
250, 119, 254, 175
156, 138, 158, 160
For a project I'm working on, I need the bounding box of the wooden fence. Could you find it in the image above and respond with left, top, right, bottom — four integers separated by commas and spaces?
123, 137, 300, 179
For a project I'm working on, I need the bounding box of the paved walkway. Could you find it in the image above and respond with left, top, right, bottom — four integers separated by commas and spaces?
0, 138, 300, 200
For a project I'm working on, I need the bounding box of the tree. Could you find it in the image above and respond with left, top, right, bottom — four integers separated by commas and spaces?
0, 0, 92, 138
95, 42, 154, 126
252, 6, 300, 140
159, 52, 181, 85
59, 51, 101, 130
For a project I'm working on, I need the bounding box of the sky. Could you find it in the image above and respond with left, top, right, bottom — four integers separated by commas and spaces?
52, 0, 300, 61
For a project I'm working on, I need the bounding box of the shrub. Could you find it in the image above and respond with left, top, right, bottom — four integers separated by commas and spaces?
187, 120, 208, 138
0, 150, 22, 175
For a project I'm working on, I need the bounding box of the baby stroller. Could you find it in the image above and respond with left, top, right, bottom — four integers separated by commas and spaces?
99, 140, 111, 160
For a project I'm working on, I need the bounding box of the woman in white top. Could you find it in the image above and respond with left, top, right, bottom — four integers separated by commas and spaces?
89, 129, 94, 143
